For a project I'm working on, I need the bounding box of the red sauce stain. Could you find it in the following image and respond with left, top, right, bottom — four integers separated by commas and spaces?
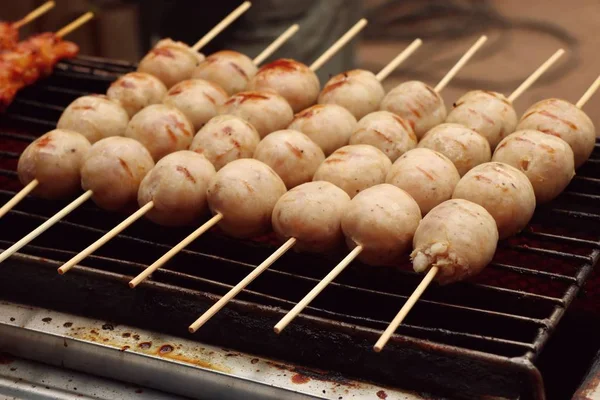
0, 352, 14, 364
258, 58, 303, 74
416, 166, 435, 180
474, 174, 493, 183
36, 136, 53, 148
176, 165, 196, 183
229, 62, 249, 79
408, 106, 421, 118
294, 104, 325, 119
242, 180, 255, 193
513, 136, 536, 145
168, 86, 184, 96
324, 158, 345, 164
233, 92, 270, 104
538, 110, 578, 130
138, 342, 152, 350
151, 47, 175, 59
371, 129, 392, 143
285, 141, 304, 157
291, 373, 310, 384
159, 344, 174, 354
166, 126, 178, 143
424, 85, 437, 97
391, 114, 410, 131
467, 108, 495, 125
539, 128, 563, 138
167, 114, 192, 136
118, 158, 134, 178
120, 79, 136, 89
376, 390, 388, 399
204, 93, 216, 104
321, 79, 348, 95
71, 105, 94, 111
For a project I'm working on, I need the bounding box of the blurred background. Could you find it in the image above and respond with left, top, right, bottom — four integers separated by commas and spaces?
1, 0, 598, 129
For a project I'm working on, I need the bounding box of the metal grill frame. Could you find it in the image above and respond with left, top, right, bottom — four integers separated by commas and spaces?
1, 56, 600, 400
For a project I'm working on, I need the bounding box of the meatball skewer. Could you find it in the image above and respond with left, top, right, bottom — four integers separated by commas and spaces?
273, 184, 422, 334
246, 18, 368, 113
0, 137, 155, 264
351, 35, 488, 162
191, 24, 299, 96
128, 159, 286, 288
137, 1, 251, 88
445, 48, 565, 149
380, 35, 488, 139
317, 38, 423, 120
188, 181, 351, 333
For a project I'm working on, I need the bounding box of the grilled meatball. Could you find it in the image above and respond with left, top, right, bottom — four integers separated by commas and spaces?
445, 90, 518, 149
342, 184, 422, 266
380, 81, 446, 139
253, 129, 325, 189
137, 39, 204, 88
452, 162, 535, 239
493, 129, 575, 203
317, 69, 385, 120
313, 144, 392, 198
190, 115, 260, 170
418, 123, 491, 176
17, 129, 91, 199
207, 159, 287, 238
124, 104, 194, 162
247, 59, 320, 113
192, 50, 257, 96
218, 90, 294, 138
106, 72, 168, 118
287, 104, 357, 156
57, 95, 129, 144
349, 111, 417, 162
386, 148, 460, 215
81, 137, 155, 211
162, 79, 228, 131
272, 181, 351, 253
411, 199, 498, 285
516, 98, 595, 167
137, 150, 216, 226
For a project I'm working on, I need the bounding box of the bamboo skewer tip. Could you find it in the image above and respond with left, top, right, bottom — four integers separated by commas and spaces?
433, 34, 488, 93
191, 1, 252, 52
14, 1, 56, 29
55, 11, 94, 38
507, 48, 565, 103
375, 38, 423, 82
576, 74, 600, 109
309, 18, 368, 72
252, 24, 300, 66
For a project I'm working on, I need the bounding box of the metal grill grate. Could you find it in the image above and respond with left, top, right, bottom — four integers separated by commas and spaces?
1, 57, 599, 400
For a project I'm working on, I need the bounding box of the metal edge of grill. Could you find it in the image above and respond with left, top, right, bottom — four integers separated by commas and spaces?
0, 57, 599, 400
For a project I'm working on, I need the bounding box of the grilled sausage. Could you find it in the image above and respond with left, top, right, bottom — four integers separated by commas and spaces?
516, 98, 595, 167
57, 95, 129, 144
253, 129, 325, 189
218, 90, 294, 138
272, 181, 351, 253
313, 144, 392, 198
317, 69, 385, 120
452, 162, 535, 239
411, 199, 498, 284
137, 150, 216, 226
162, 79, 228, 131
17, 129, 91, 199
106, 72, 168, 118
207, 159, 287, 238
492, 129, 575, 203
191, 50, 258, 96
124, 104, 194, 162
287, 104, 357, 156
342, 184, 422, 266
349, 111, 417, 162
445, 90, 518, 149
190, 114, 260, 170
386, 148, 460, 215
380, 81, 446, 139
137, 39, 204, 88
247, 59, 320, 113
81, 137, 155, 211
418, 123, 491, 176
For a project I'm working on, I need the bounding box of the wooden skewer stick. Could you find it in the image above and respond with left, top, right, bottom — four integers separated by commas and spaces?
0, 190, 93, 264
575, 74, 600, 109
434, 35, 488, 93
373, 266, 439, 352
57, 202, 155, 275
128, 213, 224, 288
273, 245, 363, 334
375, 38, 423, 82
191, 1, 251, 52
188, 237, 297, 333
309, 18, 368, 72
55, 11, 94, 39
252, 24, 300, 66
507, 48, 565, 103
0, 180, 38, 220
13, 1, 56, 29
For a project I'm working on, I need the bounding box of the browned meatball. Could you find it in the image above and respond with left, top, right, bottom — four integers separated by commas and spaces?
107, 72, 168, 118
192, 50, 258, 95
